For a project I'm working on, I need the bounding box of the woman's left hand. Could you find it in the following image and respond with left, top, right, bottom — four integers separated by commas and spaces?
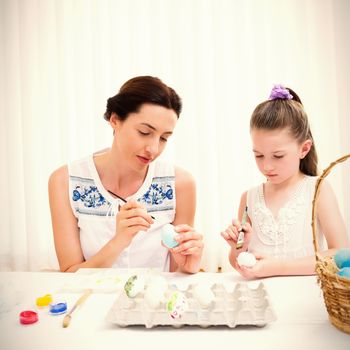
169, 224, 203, 273
232, 253, 279, 279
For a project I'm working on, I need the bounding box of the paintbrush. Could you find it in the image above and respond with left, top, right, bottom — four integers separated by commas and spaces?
236, 206, 248, 250
62, 289, 92, 328
107, 190, 155, 219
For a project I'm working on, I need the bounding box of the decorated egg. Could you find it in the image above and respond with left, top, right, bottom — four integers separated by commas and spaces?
124, 275, 145, 298
166, 291, 188, 319
334, 249, 350, 269
336, 267, 350, 280
161, 224, 179, 248
237, 252, 257, 268
192, 283, 215, 308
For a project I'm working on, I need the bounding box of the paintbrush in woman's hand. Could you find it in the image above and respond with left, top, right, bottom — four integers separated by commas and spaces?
107, 190, 155, 219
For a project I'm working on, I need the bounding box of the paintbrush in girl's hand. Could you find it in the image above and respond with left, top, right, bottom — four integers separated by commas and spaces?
236, 206, 248, 250
62, 289, 92, 328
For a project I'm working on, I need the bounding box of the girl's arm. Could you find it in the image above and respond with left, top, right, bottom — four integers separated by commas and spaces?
237, 180, 350, 278
169, 167, 203, 273
314, 179, 350, 257
49, 166, 152, 272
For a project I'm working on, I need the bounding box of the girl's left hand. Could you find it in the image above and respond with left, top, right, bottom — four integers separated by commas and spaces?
232, 253, 278, 279
169, 224, 203, 273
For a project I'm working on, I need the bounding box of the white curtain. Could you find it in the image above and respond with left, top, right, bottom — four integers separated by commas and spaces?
1, 0, 349, 272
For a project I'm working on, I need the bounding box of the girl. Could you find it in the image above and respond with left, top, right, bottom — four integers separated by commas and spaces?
221, 85, 349, 278
49, 76, 203, 273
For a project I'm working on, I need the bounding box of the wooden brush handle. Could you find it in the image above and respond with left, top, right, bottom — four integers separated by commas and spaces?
68, 289, 92, 315
75, 289, 92, 306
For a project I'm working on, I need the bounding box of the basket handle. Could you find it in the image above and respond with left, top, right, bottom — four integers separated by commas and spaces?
311, 153, 350, 261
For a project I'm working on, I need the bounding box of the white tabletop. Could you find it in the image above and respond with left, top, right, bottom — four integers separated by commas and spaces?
0, 269, 349, 350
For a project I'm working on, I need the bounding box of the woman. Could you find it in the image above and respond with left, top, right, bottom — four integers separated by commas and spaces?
49, 76, 203, 273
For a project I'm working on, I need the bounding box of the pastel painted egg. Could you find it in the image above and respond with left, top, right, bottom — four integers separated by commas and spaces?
336, 267, 350, 280
124, 275, 145, 298
237, 252, 257, 268
334, 249, 350, 269
161, 224, 179, 248
166, 291, 188, 319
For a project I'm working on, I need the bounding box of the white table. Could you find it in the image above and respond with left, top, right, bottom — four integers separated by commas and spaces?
0, 270, 349, 350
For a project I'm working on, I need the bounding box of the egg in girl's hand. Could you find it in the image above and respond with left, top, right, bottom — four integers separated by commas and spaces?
334, 249, 350, 269
161, 224, 180, 248
336, 267, 350, 280
237, 252, 257, 268
124, 275, 145, 298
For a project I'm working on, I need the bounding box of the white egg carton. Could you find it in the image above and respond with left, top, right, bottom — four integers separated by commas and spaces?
106, 282, 276, 328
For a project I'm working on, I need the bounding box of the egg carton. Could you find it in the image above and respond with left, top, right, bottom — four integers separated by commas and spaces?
106, 282, 276, 328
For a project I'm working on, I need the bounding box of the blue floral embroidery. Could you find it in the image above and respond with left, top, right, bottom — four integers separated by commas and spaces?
72, 185, 107, 208
139, 183, 173, 205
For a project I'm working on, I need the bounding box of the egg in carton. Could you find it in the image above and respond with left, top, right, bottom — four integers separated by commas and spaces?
106, 276, 276, 328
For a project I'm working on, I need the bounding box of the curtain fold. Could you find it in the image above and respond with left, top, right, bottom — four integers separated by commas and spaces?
1, 0, 349, 271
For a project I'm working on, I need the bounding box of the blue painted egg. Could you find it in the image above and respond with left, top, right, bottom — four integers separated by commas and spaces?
161, 224, 179, 248
336, 267, 350, 280
334, 249, 350, 269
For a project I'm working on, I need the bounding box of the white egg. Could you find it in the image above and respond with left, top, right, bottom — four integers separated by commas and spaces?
144, 285, 166, 309
192, 284, 215, 308
147, 276, 168, 292
237, 252, 257, 267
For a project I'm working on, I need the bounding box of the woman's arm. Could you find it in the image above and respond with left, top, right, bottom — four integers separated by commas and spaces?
169, 167, 203, 273
48, 166, 152, 272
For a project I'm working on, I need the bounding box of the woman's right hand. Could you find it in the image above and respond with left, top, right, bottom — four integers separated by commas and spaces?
220, 219, 252, 249
114, 200, 154, 248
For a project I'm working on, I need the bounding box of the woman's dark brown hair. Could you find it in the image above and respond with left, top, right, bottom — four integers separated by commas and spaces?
250, 87, 318, 176
104, 76, 182, 121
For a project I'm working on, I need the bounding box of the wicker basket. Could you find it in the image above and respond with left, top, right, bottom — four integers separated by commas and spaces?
311, 153, 350, 334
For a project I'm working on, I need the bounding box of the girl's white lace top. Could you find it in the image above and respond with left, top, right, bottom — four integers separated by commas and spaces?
68, 150, 176, 271
247, 176, 325, 259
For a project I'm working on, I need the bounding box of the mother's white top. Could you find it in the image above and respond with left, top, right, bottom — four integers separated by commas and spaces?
68, 151, 175, 270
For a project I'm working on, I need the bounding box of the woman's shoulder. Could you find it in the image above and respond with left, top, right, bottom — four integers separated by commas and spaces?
174, 166, 195, 189
49, 153, 93, 187
48, 165, 69, 192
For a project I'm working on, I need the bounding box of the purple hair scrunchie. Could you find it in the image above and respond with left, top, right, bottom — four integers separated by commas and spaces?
269, 84, 293, 100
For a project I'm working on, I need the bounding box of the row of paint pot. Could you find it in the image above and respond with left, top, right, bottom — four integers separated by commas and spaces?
19, 294, 67, 325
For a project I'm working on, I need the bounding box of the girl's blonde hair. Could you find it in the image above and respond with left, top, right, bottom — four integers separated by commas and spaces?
250, 88, 318, 176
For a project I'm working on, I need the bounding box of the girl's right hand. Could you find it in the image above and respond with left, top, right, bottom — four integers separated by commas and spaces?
114, 200, 154, 248
220, 219, 252, 249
